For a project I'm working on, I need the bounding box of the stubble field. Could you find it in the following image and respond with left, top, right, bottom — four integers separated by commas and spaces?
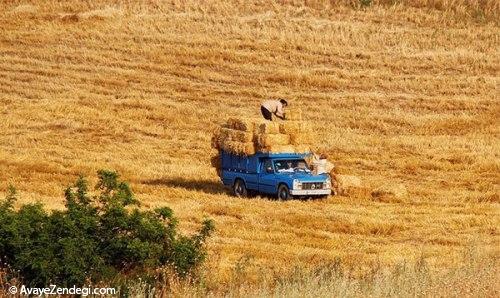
0, 0, 499, 292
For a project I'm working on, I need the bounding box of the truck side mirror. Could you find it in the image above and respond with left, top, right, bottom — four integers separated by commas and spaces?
266, 166, 274, 174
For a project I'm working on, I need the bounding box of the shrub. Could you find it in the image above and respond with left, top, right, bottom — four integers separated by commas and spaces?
0, 170, 214, 287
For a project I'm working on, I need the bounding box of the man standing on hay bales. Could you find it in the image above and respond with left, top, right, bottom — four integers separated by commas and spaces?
261, 99, 288, 121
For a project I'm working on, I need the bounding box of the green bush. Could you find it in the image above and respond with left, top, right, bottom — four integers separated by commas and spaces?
0, 170, 214, 287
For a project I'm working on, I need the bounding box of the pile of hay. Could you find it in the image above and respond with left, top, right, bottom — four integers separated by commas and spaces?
336, 175, 362, 195
210, 108, 315, 176
211, 108, 314, 156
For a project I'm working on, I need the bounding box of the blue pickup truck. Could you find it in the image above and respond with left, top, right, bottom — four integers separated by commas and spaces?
219, 151, 331, 199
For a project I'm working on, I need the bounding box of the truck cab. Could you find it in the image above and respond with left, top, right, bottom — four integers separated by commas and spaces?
220, 151, 331, 199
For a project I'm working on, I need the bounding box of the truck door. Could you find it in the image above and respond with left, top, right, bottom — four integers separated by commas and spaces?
258, 159, 277, 194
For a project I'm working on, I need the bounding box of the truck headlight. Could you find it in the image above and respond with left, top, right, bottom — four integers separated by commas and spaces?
293, 179, 302, 190
324, 178, 331, 189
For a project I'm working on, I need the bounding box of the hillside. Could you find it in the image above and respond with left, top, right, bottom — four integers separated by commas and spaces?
0, 0, 499, 289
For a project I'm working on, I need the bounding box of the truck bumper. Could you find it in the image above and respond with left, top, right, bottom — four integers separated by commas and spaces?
290, 189, 331, 196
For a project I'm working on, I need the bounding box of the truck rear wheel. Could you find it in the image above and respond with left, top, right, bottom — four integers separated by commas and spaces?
233, 179, 248, 198
278, 184, 291, 200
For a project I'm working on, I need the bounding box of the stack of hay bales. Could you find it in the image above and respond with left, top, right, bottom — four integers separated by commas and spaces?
214, 118, 261, 156
210, 108, 314, 177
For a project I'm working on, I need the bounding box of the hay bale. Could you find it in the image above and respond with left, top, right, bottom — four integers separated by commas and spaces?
213, 116, 317, 156
337, 175, 362, 189
335, 175, 363, 196
220, 141, 255, 156
257, 133, 290, 147
285, 108, 302, 121
240, 142, 256, 155
289, 133, 314, 145
258, 145, 296, 153
220, 127, 254, 143
279, 121, 312, 134
227, 117, 259, 132
294, 144, 311, 153
256, 122, 280, 134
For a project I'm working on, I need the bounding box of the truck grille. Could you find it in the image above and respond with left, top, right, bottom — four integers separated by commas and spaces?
302, 182, 324, 190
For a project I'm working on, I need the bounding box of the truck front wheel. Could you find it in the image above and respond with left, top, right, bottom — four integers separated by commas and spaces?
278, 184, 291, 200
233, 179, 248, 198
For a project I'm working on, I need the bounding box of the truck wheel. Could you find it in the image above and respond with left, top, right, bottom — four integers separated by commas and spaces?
278, 184, 291, 200
233, 179, 248, 197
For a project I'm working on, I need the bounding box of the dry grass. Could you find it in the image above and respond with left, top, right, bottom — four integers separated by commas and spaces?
5, 246, 489, 297
284, 107, 303, 121
197, 247, 500, 297
0, 0, 499, 293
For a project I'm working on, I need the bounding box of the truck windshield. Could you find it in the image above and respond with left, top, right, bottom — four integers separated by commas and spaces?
274, 159, 310, 173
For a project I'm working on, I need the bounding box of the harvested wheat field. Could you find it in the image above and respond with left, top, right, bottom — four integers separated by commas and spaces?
0, 0, 499, 293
